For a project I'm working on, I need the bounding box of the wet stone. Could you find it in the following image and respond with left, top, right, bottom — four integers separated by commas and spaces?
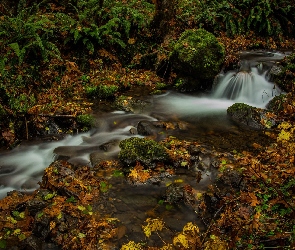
90, 152, 108, 166
137, 120, 157, 136
26, 199, 48, 216
164, 183, 183, 203
42, 242, 61, 250
23, 235, 43, 250
32, 214, 51, 239
99, 140, 119, 151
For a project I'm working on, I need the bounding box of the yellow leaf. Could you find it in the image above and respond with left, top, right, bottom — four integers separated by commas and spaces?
50, 221, 56, 230
204, 235, 228, 250
121, 241, 142, 250
182, 222, 199, 236
160, 244, 173, 250
277, 130, 291, 141
173, 233, 189, 248
142, 218, 164, 238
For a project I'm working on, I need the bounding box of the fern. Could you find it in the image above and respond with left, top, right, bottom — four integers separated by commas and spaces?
181, 0, 294, 37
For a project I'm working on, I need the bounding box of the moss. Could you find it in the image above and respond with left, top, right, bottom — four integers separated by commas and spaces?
170, 29, 225, 81
150, 89, 163, 95
118, 137, 169, 168
76, 114, 94, 129
85, 84, 119, 99
155, 82, 167, 90
227, 103, 252, 114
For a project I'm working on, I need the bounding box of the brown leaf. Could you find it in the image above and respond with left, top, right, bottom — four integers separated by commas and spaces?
241, 192, 260, 207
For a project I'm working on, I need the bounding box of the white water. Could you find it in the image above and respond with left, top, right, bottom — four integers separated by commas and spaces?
213, 68, 280, 105
0, 53, 285, 199
155, 67, 281, 121
0, 113, 155, 198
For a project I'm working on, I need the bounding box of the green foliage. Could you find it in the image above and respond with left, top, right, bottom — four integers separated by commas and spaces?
43, 192, 56, 200
0, 5, 60, 66
8, 93, 36, 113
66, 196, 77, 203
0, 104, 6, 118
12, 211, 25, 220
85, 84, 119, 99
0, 239, 6, 249
99, 181, 111, 193
55, 0, 154, 54
112, 170, 124, 177
76, 114, 94, 127
177, 0, 295, 37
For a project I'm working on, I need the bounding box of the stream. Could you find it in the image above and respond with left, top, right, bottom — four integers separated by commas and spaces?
0, 51, 288, 245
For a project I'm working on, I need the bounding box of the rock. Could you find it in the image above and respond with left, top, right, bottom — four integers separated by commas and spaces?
114, 97, 152, 113
218, 168, 244, 189
26, 199, 48, 216
42, 242, 61, 250
99, 140, 119, 151
118, 137, 169, 169
32, 214, 51, 239
23, 235, 43, 250
164, 183, 183, 203
129, 126, 137, 134
266, 64, 283, 82
170, 29, 225, 90
227, 103, 277, 130
90, 152, 108, 166
137, 120, 158, 136
266, 94, 286, 113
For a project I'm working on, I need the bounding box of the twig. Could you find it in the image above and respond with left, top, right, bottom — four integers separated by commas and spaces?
249, 164, 295, 213
25, 116, 29, 140
30, 113, 77, 118
200, 204, 225, 246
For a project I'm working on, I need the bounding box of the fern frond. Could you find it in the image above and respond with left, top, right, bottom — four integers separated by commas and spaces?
9, 42, 20, 54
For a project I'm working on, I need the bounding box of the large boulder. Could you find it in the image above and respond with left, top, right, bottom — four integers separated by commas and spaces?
170, 29, 225, 90
227, 103, 277, 130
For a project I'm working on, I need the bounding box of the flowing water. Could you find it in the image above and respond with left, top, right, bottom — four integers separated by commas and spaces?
0, 51, 288, 245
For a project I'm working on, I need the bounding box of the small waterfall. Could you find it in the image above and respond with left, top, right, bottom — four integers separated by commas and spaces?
212, 60, 281, 107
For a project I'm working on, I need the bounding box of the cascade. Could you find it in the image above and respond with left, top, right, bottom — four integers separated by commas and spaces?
212, 60, 281, 106
157, 53, 284, 119
0, 51, 287, 199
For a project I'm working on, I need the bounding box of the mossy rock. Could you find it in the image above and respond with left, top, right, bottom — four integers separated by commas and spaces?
170, 29, 225, 88
118, 137, 169, 169
227, 103, 264, 130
